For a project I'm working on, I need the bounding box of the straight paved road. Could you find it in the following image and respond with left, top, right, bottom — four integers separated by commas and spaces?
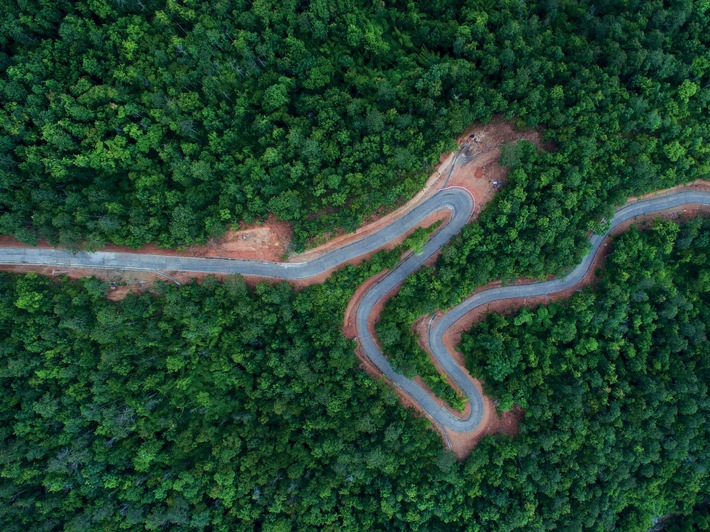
1, 189, 708, 434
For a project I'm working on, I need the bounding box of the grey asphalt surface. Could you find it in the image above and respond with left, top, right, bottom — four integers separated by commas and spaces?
0, 188, 473, 279
422, 190, 710, 432
1, 189, 707, 435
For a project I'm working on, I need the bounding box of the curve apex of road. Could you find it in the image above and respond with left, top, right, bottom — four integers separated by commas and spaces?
418, 190, 710, 433
0, 189, 708, 439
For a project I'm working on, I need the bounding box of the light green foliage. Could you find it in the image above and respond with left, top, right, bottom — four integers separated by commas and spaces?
403, 221, 441, 255
2, 1, 706, 252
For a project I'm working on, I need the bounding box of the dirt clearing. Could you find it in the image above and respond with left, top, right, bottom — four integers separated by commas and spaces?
446, 117, 546, 212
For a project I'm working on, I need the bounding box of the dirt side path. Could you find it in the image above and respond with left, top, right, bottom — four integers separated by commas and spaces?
628, 179, 710, 202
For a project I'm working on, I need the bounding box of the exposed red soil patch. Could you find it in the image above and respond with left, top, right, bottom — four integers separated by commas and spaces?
445, 117, 545, 215
0, 216, 292, 263
152, 218, 290, 261
197, 217, 292, 261
118, 216, 292, 262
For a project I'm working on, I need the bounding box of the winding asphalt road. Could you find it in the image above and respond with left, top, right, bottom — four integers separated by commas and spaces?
423, 189, 710, 432
1, 189, 708, 435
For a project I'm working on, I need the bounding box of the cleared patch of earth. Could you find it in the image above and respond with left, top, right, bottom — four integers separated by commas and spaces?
102, 216, 294, 262
446, 117, 546, 214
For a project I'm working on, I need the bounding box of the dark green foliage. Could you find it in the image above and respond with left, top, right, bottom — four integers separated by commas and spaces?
0, 264, 448, 529
1, 1, 706, 251
0, 1, 466, 249
460, 218, 710, 529
663, 501, 710, 531
1, 217, 708, 529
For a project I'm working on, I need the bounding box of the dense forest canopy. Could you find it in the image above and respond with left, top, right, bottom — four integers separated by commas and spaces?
1, 217, 708, 529
0, 0, 707, 249
663, 502, 710, 531
1, 0, 709, 529
459, 218, 710, 530
369, 0, 708, 407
